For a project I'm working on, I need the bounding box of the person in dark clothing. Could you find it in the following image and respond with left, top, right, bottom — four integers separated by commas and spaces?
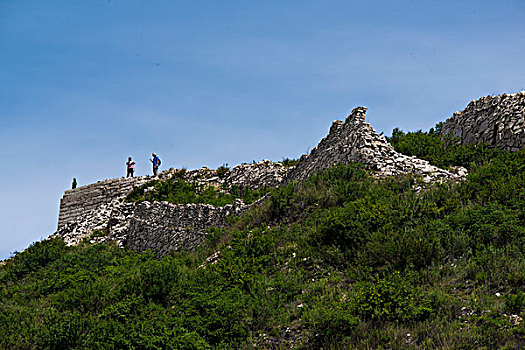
72, 178, 77, 189
126, 157, 136, 177
150, 153, 161, 176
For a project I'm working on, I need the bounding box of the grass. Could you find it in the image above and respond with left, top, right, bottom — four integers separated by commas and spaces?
1, 128, 524, 349
126, 177, 269, 207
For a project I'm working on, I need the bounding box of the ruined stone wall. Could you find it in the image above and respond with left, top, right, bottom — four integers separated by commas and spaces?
441, 92, 525, 151
54, 161, 281, 255
53, 194, 264, 256
56, 102, 490, 257
285, 107, 465, 185
178, 160, 289, 190
126, 199, 246, 256
57, 176, 150, 229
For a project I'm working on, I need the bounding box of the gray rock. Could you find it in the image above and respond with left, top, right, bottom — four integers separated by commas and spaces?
441, 92, 525, 151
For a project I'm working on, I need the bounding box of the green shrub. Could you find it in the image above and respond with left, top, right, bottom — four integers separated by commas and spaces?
123, 257, 182, 304
305, 303, 359, 347
126, 177, 269, 206
1, 238, 66, 283
281, 157, 299, 167
36, 308, 91, 350
506, 291, 525, 313
350, 271, 435, 322
388, 125, 507, 169
216, 163, 230, 178
2, 129, 525, 348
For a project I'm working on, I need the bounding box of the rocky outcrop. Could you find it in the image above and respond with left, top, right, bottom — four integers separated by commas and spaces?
441, 92, 525, 151
285, 107, 466, 185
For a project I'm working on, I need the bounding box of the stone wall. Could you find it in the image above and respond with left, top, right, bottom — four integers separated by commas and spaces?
126, 199, 246, 256
53, 161, 282, 255
58, 176, 150, 229
55, 102, 487, 257
285, 107, 465, 185
440, 92, 525, 151
53, 193, 262, 255
53, 199, 135, 247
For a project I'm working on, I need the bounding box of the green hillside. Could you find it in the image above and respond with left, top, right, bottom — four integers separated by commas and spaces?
1, 128, 524, 349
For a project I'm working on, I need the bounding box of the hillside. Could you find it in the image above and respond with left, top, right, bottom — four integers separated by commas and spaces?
1, 93, 525, 349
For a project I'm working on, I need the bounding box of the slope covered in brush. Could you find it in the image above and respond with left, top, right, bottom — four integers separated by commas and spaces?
1, 129, 524, 349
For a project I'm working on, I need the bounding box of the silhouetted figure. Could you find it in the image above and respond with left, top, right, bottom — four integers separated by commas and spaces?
126, 157, 136, 177
72, 178, 77, 189
150, 153, 161, 176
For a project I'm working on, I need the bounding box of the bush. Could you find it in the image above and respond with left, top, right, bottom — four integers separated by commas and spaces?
281, 157, 299, 167
126, 177, 269, 206
305, 304, 359, 347
216, 163, 230, 178
2, 129, 525, 348
350, 271, 435, 322
506, 291, 525, 313
1, 238, 66, 283
388, 125, 506, 169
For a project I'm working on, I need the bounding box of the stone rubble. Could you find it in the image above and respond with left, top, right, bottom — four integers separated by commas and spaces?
441, 91, 525, 151
223, 159, 289, 190
166, 160, 290, 191
284, 106, 466, 185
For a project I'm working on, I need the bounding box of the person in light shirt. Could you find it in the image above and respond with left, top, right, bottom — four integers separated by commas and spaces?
126, 157, 136, 177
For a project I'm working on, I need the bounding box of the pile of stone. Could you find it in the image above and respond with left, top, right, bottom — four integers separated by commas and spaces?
223, 159, 290, 190
285, 107, 466, 185
441, 91, 525, 151
157, 160, 289, 191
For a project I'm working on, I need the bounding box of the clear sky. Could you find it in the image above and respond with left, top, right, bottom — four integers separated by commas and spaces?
1, 0, 524, 260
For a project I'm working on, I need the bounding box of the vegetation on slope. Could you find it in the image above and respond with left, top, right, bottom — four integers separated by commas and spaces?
126, 174, 269, 207
1, 128, 524, 349
388, 123, 506, 170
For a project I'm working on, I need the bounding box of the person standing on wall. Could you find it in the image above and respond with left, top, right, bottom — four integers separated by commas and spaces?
72, 178, 77, 189
150, 152, 161, 176
126, 157, 136, 177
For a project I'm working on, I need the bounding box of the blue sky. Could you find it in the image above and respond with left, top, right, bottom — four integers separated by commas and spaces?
1, 0, 524, 260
